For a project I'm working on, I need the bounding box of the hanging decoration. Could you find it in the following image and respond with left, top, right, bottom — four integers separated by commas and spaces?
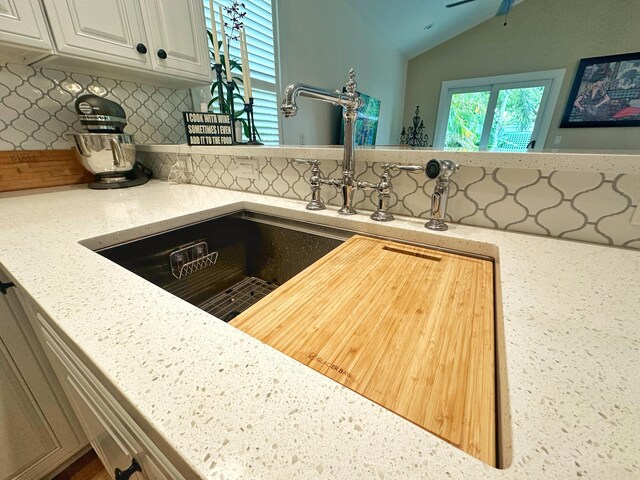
400, 106, 429, 147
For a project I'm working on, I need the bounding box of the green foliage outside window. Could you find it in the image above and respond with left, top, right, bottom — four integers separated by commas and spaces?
445, 87, 543, 151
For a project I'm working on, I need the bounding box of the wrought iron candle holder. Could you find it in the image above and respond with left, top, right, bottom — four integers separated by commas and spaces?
213, 63, 226, 113
226, 81, 238, 144
244, 97, 263, 145
400, 106, 429, 147
211, 65, 260, 145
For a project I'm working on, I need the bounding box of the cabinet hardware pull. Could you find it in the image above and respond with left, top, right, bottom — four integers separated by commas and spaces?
136, 43, 148, 54
0, 281, 15, 295
157, 49, 168, 59
114, 458, 142, 480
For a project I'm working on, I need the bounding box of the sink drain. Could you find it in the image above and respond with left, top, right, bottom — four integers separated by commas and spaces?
199, 277, 278, 322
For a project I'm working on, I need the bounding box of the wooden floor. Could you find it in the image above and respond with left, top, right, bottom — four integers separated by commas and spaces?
53, 450, 109, 480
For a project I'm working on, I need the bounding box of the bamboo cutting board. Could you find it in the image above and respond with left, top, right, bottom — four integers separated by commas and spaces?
231, 235, 496, 465
0, 149, 94, 192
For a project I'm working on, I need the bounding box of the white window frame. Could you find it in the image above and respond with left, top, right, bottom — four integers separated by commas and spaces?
271, 0, 283, 143
433, 69, 566, 151
195, 0, 281, 144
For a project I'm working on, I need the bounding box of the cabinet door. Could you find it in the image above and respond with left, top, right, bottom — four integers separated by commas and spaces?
144, 0, 212, 80
0, 288, 84, 480
0, 0, 52, 51
37, 312, 189, 480
41, 0, 151, 69
63, 374, 147, 480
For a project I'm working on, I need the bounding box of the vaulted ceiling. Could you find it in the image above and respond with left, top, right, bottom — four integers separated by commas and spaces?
344, 0, 526, 59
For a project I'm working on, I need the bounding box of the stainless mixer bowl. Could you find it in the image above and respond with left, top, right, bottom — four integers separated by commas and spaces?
69, 133, 136, 180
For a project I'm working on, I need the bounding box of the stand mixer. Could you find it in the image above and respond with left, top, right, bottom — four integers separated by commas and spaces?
69, 95, 150, 189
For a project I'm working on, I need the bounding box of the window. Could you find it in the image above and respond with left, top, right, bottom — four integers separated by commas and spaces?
433, 70, 565, 152
204, 0, 280, 144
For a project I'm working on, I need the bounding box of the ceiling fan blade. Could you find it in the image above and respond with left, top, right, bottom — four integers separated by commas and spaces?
496, 0, 514, 15
446, 0, 477, 7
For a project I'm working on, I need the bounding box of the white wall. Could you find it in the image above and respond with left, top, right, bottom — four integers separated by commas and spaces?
277, 0, 407, 146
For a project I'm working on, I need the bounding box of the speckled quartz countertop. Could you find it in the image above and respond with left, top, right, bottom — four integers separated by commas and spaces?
1, 181, 638, 479
137, 144, 640, 174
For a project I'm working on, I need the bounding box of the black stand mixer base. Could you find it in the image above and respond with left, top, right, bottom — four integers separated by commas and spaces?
89, 176, 149, 189
89, 163, 151, 190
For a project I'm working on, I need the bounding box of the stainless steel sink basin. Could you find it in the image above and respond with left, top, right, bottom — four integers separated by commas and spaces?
96, 211, 350, 320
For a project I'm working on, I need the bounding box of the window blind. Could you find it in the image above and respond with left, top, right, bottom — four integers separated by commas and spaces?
204, 0, 280, 145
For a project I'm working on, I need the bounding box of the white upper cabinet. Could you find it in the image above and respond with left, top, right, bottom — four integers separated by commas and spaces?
0, 0, 52, 61
144, 0, 211, 80
0, 0, 212, 86
41, 0, 151, 69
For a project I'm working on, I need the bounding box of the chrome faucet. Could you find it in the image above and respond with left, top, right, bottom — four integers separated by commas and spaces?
281, 69, 364, 215
424, 159, 458, 231
358, 164, 424, 222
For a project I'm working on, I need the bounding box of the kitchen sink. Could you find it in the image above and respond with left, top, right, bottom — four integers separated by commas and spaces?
96, 211, 350, 320
95, 210, 510, 468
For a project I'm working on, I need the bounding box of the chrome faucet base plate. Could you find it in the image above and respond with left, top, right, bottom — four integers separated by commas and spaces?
306, 200, 326, 211
425, 219, 449, 231
370, 211, 395, 222
337, 206, 357, 215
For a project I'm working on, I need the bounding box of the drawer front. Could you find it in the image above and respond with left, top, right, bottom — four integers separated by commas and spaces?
64, 373, 147, 480
39, 321, 146, 479
35, 313, 185, 480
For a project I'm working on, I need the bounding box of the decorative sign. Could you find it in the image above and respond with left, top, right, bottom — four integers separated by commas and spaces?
182, 112, 233, 146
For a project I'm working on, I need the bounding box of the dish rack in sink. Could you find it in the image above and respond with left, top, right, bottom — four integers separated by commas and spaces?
169, 241, 218, 280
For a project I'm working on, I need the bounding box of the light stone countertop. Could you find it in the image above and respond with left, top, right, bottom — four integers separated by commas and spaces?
136, 144, 640, 174
0, 181, 638, 479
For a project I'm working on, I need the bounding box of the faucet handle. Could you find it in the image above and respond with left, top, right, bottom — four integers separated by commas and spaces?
346, 68, 357, 94
378, 164, 423, 176
294, 159, 325, 211
394, 164, 424, 173
293, 158, 320, 167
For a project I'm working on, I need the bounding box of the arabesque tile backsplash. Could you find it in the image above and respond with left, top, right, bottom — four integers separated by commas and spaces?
0, 61, 190, 150
139, 151, 640, 250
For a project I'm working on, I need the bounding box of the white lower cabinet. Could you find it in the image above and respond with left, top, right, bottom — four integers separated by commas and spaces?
0, 279, 85, 480
63, 373, 146, 480
34, 311, 185, 480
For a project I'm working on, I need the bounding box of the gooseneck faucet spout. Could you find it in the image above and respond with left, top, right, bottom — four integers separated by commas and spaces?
281, 69, 363, 214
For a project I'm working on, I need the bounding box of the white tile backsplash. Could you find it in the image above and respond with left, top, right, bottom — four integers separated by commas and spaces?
139, 151, 640, 250
0, 62, 190, 150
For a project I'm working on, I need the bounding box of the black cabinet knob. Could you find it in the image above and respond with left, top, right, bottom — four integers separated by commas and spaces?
157, 49, 168, 59
114, 458, 142, 480
136, 43, 147, 54
0, 281, 15, 295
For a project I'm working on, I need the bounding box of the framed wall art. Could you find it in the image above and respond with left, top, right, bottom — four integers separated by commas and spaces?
560, 52, 640, 128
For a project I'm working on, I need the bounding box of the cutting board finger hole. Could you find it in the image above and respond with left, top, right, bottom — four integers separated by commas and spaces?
382, 245, 442, 261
